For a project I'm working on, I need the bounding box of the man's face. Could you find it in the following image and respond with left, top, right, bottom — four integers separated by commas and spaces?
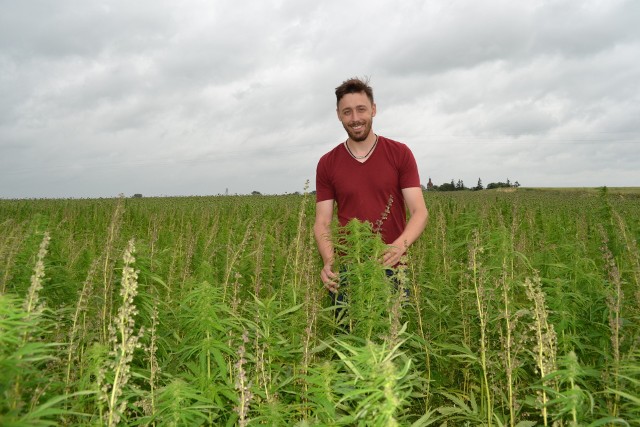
337, 92, 376, 142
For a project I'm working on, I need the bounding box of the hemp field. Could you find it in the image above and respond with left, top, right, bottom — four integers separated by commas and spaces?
1, 187, 639, 426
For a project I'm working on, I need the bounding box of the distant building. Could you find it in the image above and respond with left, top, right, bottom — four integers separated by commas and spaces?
426, 177, 434, 191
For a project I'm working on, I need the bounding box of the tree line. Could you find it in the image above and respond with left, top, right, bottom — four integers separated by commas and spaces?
424, 178, 521, 192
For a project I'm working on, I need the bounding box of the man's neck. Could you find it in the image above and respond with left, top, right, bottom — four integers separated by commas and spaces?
347, 132, 377, 156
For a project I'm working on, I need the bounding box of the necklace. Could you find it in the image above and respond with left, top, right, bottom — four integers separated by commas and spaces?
345, 135, 378, 160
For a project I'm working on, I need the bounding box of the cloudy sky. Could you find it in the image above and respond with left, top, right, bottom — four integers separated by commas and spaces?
1, 0, 638, 198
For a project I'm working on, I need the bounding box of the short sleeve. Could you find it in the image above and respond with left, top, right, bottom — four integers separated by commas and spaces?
315, 156, 335, 202
398, 146, 421, 189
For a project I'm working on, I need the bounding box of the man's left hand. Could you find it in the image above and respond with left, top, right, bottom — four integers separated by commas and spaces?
382, 244, 405, 267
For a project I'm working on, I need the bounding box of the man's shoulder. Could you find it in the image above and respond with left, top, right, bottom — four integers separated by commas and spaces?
378, 135, 410, 151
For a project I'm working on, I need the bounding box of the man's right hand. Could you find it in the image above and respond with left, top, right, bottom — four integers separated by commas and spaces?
321, 263, 339, 293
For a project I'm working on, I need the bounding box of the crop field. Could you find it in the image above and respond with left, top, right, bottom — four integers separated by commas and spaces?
1, 188, 639, 426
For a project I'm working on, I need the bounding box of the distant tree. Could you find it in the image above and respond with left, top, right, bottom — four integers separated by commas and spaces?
486, 180, 520, 190
132, 193, 143, 198
456, 179, 466, 190
251, 191, 262, 196
438, 181, 456, 192
473, 178, 483, 191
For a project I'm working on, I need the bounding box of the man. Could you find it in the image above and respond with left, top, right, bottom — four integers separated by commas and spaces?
314, 77, 428, 294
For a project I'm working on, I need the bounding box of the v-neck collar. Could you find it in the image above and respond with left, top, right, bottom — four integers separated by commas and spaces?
343, 135, 379, 164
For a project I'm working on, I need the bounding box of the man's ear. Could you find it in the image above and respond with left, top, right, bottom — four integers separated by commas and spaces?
372, 103, 377, 118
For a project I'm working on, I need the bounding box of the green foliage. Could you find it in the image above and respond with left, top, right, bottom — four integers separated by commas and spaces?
335, 219, 394, 339
0, 189, 639, 425
324, 336, 416, 426
0, 292, 84, 425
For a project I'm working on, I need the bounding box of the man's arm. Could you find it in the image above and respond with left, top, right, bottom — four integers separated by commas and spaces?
382, 187, 429, 267
313, 199, 339, 292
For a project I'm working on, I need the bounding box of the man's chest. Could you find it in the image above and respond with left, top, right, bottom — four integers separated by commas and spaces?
331, 158, 399, 199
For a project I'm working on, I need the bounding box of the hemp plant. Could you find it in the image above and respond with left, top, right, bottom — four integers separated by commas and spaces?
334, 218, 394, 341
100, 239, 144, 427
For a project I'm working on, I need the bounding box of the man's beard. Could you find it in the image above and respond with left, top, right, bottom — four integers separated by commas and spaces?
343, 119, 373, 142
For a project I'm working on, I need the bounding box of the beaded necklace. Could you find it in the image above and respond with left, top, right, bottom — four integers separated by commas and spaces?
345, 134, 378, 160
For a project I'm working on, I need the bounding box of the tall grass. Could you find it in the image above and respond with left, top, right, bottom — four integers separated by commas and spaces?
0, 189, 639, 425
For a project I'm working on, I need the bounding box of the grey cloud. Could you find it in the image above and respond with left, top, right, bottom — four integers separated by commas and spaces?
375, 0, 639, 78
0, 1, 173, 59
532, 0, 640, 57
1, 0, 638, 198
481, 102, 560, 137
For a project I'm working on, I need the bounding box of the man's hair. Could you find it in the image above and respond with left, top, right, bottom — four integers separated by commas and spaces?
335, 77, 374, 106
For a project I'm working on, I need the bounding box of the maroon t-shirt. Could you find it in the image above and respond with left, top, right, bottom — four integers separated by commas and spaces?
315, 136, 421, 244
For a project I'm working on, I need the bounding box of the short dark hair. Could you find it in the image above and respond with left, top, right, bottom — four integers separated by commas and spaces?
335, 77, 374, 106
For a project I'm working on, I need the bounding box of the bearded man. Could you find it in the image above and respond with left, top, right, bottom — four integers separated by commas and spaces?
314, 77, 429, 294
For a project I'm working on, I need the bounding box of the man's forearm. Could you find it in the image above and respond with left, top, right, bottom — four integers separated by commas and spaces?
382, 208, 428, 267
313, 224, 334, 265
393, 208, 429, 250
